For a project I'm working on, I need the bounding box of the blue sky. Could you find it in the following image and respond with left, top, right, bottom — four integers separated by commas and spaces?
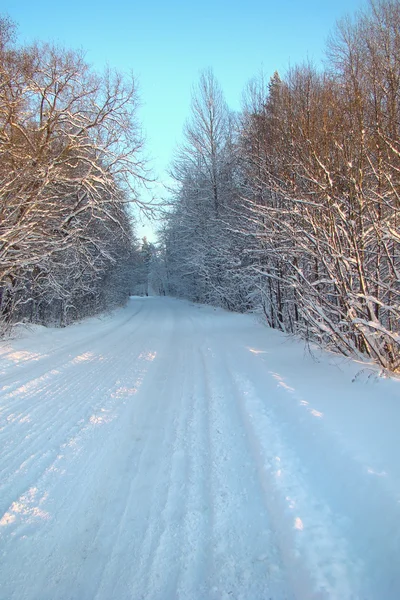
4, 0, 366, 238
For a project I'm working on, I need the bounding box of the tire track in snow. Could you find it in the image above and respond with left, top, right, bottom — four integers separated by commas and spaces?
140, 362, 191, 599
48, 302, 181, 600
0, 303, 153, 528
0, 300, 145, 384
174, 343, 213, 600
0, 304, 153, 523
57, 337, 175, 600
199, 340, 293, 600
94, 333, 186, 600
229, 367, 361, 599
0, 300, 175, 600
0, 299, 147, 419
128, 313, 196, 600
199, 330, 363, 599
226, 344, 400, 599
200, 330, 363, 599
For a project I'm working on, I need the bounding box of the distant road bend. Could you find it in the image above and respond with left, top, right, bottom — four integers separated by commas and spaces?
1, 296, 400, 599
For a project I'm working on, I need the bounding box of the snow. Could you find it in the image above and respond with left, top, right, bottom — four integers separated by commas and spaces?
1, 296, 400, 599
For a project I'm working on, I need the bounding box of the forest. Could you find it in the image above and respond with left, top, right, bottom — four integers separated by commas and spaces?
156, 0, 400, 372
1, 0, 400, 372
0, 16, 150, 330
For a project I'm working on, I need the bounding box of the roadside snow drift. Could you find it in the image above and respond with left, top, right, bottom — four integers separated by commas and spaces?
0, 297, 399, 599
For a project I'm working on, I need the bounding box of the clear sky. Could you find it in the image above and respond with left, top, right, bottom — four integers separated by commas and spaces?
4, 0, 366, 238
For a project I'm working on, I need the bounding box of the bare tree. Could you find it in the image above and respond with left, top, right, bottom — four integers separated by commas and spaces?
0, 20, 148, 330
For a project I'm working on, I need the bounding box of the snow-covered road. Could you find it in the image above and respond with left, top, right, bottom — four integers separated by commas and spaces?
1, 297, 400, 599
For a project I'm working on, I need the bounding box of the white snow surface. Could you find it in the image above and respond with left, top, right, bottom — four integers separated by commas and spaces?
0, 296, 400, 600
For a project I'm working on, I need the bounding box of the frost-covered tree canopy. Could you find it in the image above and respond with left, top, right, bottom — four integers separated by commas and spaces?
0, 18, 149, 328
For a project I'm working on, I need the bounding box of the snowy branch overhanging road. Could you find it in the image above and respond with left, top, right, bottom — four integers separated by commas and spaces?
1, 297, 400, 599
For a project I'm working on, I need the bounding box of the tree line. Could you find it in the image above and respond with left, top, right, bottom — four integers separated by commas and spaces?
0, 17, 149, 331
158, 0, 400, 372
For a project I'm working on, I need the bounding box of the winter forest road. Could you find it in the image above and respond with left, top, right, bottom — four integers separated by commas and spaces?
1, 297, 400, 600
